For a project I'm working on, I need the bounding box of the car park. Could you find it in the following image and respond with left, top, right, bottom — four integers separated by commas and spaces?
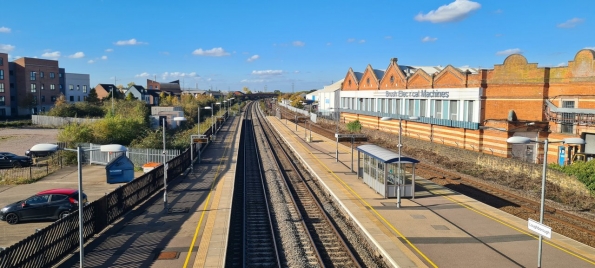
0, 188, 87, 224
0, 152, 33, 168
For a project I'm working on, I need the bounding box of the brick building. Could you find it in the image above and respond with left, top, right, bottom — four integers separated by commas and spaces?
13, 57, 62, 115
339, 49, 595, 164
0, 53, 9, 117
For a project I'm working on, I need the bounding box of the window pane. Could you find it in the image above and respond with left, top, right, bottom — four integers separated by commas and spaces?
450, 100, 459, 120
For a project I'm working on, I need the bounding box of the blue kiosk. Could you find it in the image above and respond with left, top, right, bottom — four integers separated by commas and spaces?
357, 144, 420, 199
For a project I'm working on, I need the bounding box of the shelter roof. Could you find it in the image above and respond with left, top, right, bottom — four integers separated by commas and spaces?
357, 144, 420, 164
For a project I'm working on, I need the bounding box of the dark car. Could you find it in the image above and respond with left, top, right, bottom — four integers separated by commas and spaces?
0, 188, 88, 225
0, 152, 33, 168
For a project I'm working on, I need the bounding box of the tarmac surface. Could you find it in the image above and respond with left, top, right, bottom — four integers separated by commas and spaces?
0, 165, 143, 248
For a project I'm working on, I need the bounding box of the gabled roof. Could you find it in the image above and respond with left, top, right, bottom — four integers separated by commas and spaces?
322, 79, 344, 92
357, 144, 419, 164
146, 89, 161, 97
373, 69, 385, 81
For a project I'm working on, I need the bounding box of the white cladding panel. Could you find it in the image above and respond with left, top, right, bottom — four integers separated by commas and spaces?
340, 88, 482, 101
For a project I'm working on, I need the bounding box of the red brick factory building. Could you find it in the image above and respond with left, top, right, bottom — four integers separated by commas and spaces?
338, 49, 595, 165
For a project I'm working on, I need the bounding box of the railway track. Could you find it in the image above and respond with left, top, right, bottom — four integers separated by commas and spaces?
274, 103, 595, 248
225, 102, 281, 267
256, 103, 361, 267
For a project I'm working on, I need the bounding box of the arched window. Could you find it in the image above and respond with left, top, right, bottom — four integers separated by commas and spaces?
390, 75, 394, 85
348, 80, 352, 86
366, 78, 370, 86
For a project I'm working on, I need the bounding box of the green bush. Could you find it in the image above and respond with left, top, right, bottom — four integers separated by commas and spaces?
550, 161, 595, 193
346, 120, 362, 133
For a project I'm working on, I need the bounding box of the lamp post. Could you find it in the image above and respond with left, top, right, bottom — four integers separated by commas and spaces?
506, 136, 585, 268
214, 102, 221, 138
381, 116, 419, 207
330, 107, 345, 162
197, 106, 211, 163
110, 86, 115, 115
210, 103, 215, 140
31, 143, 126, 268
228, 98, 234, 115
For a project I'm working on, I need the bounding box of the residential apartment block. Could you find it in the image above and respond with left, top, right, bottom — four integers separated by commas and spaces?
0, 54, 92, 118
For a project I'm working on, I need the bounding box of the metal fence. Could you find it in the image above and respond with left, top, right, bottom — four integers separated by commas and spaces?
79, 143, 180, 166
0, 144, 196, 268
32, 115, 102, 127
0, 158, 61, 184
278, 102, 317, 123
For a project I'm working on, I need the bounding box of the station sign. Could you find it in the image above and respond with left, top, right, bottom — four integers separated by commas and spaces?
335, 134, 368, 142
191, 135, 209, 144
528, 218, 551, 239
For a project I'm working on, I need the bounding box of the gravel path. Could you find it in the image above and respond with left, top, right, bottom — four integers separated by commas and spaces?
0, 128, 59, 155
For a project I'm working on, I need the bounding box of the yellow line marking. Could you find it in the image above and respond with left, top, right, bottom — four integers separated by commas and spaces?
183, 121, 234, 268
274, 117, 437, 268
438, 193, 595, 265
278, 116, 595, 267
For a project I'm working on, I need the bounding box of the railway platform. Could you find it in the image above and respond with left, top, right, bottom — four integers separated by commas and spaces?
266, 115, 595, 267
57, 113, 242, 268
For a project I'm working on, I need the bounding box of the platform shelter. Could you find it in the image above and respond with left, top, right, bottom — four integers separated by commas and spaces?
357, 144, 420, 198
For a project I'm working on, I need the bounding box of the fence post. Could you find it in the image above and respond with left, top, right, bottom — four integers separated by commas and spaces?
146, 148, 149, 164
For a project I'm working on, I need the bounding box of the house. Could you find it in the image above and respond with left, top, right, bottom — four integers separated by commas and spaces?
147, 79, 182, 96
125, 85, 146, 101
145, 89, 161, 105
94, 84, 118, 100
204, 90, 225, 99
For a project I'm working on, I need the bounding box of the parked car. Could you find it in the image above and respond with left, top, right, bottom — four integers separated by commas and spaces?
25, 143, 58, 158
0, 152, 33, 168
0, 189, 88, 225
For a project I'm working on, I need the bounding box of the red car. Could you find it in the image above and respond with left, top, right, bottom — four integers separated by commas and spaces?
0, 188, 88, 225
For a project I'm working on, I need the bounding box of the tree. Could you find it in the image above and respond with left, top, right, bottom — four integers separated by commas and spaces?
127, 82, 136, 88
242, 87, 252, 94
19, 93, 36, 112
86, 88, 100, 104
55, 94, 67, 107
346, 120, 362, 133
274, 90, 281, 95
125, 92, 137, 101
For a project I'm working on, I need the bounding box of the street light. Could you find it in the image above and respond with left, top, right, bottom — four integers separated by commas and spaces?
330, 106, 347, 162
197, 106, 212, 164
507, 136, 585, 268
214, 102, 221, 139
380, 116, 419, 208
30, 143, 126, 268
109, 86, 115, 115
210, 103, 215, 140
162, 117, 185, 211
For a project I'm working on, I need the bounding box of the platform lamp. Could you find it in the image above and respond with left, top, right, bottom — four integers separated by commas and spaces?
197, 106, 212, 163
380, 116, 419, 207
507, 136, 585, 268
214, 102, 221, 138
330, 106, 348, 162
30, 143, 126, 268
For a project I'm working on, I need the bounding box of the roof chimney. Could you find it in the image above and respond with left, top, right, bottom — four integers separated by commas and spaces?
391, 58, 398, 64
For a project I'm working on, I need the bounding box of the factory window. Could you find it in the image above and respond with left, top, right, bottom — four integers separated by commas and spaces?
450, 100, 459, 120
0, 70, 3, 80
50, 72, 55, 78
0, 83, 3, 92
395, 99, 401, 115
30, 71, 36, 81
31, 83, 36, 93
434, 100, 443, 119
420, 100, 427, 117
50, 84, 55, 90
464, 101, 474, 122
561, 101, 575, 134
408, 99, 415, 116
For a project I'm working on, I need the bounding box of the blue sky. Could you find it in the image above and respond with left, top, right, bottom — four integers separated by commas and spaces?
1, 0, 594, 92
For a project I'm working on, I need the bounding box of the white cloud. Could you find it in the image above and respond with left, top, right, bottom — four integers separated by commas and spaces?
292, 41, 305, 47
422, 36, 438, 42
252, 70, 283, 76
101, 55, 108, 60
557, 18, 585, 28
247, 55, 260, 62
359, 39, 366, 43
0, 44, 15, 53
494, 9, 503, 14
68, 52, 85, 59
114, 38, 147, 46
415, 0, 481, 23
105, 48, 113, 52
161, 72, 198, 80
347, 38, 356, 43
135, 72, 151, 78
585, 46, 595, 50
192, 47, 230, 57
496, 48, 522, 56
41, 51, 61, 59
557, 62, 568, 67
88, 60, 95, 64
240, 79, 265, 83
0, 27, 10, 33
326, 42, 332, 46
